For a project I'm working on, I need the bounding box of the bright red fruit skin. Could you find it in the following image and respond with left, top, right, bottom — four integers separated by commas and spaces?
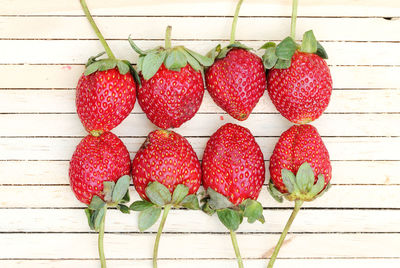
138, 64, 204, 129
202, 123, 265, 205
267, 51, 332, 124
269, 124, 332, 194
132, 130, 201, 200
206, 49, 266, 121
76, 68, 136, 133
69, 132, 131, 205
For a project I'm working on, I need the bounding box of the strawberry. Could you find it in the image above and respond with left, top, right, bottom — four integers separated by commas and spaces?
76, 0, 138, 136
201, 123, 265, 268
130, 130, 201, 268
205, 0, 266, 121
129, 26, 213, 129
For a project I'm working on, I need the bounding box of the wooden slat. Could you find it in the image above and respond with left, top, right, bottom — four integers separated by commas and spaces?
0, 185, 397, 208
0, 137, 397, 161
1, 113, 399, 137
1, 17, 400, 42
0, 0, 399, 17
0, 233, 399, 258
1, 90, 400, 113
2, 160, 398, 185
1, 208, 399, 233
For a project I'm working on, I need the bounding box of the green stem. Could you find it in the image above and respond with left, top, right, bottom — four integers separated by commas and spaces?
98, 208, 107, 268
290, 0, 299, 40
80, 0, 116, 59
153, 204, 172, 268
267, 200, 303, 268
165, 26, 172, 49
230, 230, 244, 268
230, 0, 244, 44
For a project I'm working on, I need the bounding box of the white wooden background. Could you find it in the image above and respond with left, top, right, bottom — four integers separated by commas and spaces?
1, 0, 400, 267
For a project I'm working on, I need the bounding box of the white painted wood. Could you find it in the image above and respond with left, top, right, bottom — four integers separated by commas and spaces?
1, 90, 400, 113
1, 208, 399, 233
0, 185, 397, 208
1, 0, 399, 17
0, 65, 395, 89
0, 233, 399, 258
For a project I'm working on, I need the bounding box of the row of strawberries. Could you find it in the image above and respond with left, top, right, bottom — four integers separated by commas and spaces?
69, 0, 333, 267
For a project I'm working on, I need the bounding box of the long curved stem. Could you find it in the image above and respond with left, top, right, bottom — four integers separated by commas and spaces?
290, 0, 299, 39
80, 0, 116, 59
98, 209, 107, 268
153, 204, 172, 268
230, 0, 244, 44
267, 200, 303, 268
165, 26, 172, 49
230, 230, 244, 268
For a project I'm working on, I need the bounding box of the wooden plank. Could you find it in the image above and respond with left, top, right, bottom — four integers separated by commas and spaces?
1, 113, 399, 137
0, 233, 399, 258
1, 208, 399, 233
0, 137, 398, 161
1, 90, 399, 113
0, 185, 397, 208
2, 160, 398, 185
2, 17, 400, 42
0, 259, 398, 268
0, 65, 396, 89
1, 0, 399, 17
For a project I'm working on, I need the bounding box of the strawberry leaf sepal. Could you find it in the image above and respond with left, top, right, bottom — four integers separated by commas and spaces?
130, 182, 200, 231
207, 41, 252, 61
268, 162, 331, 203
201, 188, 265, 231
260, 30, 328, 70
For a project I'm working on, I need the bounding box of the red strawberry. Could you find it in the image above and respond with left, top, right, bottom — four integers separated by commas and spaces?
69, 132, 131, 205
77, 68, 136, 135
132, 130, 201, 199
202, 123, 265, 205
269, 124, 331, 196
129, 26, 212, 129
267, 51, 332, 124
138, 64, 204, 129
206, 48, 266, 121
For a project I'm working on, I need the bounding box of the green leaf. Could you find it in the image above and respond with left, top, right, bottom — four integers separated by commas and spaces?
281, 169, 297, 194
296, 162, 315, 193
117, 204, 130, 214
227, 41, 252, 51
217, 208, 241, 231
267, 181, 283, 203
318, 182, 331, 197
84, 61, 102, 76
275, 37, 297, 60
243, 199, 264, 224
98, 59, 117, 71
181, 194, 200, 210
117, 60, 130, 75
300, 30, 318, 54
145, 181, 172, 206
142, 51, 167, 80
138, 206, 162, 231
92, 205, 106, 231
112, 175, 131, 203
262, 47, 278, 69
316, 41, 328, 59
172, 184, 190, 204
201, 202, 216, 215
274, 59, 291, 69
207, 188, 234, 210
102, 181, 115, 203
85, 208, 95, 230
128, 35, 146, 56
130, 200, 154, 211
86, 51, 106, 67
206, 44, 221, 59
120, 189, 130, 204
185, 48, 214, 67
216, 47, 230, 59
309, 174, 325, 197
259, 42, 276, 50
181, 49, 202, 71
137, 56, 144, 72
88, 195, 106, 210
165, 49, 187, 70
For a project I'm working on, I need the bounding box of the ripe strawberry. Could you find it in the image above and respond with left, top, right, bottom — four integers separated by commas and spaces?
129, 26, 212, 129
205, 0, 266, 121
69, 132, 131, 205
202, 123, 265, 205
269, 124, 331, 197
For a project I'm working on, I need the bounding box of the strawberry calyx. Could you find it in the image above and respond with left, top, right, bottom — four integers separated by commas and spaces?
130, 181, 200, 231
261, 30, 328, 70
206, 42, 252, 61
129, 26, 213, 81
268, 162, 331, 203
201, 188, 265, 231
